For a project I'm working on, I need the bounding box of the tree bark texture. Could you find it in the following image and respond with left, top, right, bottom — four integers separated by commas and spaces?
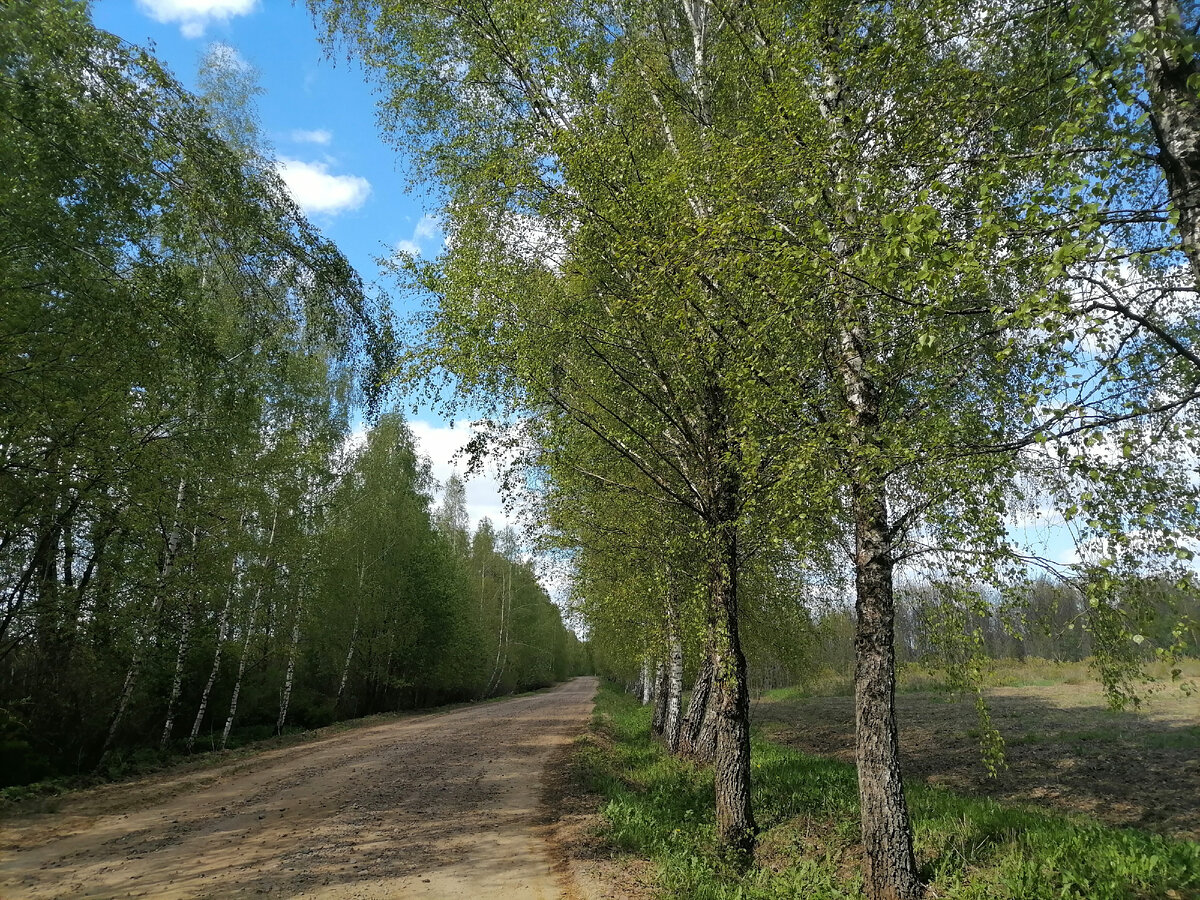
707, 523, 756, 858
664, 604, 685, 752
276, 593, 303, 734
852, 480, 922, 900
678, 652, 713, 757
651, 660, 669, 736
1137, 0, 1200, 283
160, 604, 194, 749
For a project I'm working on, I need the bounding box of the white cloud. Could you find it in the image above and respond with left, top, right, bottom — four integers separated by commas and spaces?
394, 213, 444, 257
408, 420, 520, 532
275, 157, 370, 216
135, 0, 257, 38
290, 128, 332, 146
413, 214, 440, 242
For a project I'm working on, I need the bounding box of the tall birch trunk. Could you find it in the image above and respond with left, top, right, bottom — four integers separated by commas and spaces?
835, 257, 921, 899
639, 656, 652, 705
850, 477, 920, 900
707, 519, 755, 857
187, 587, 232, 753
276, 592, 303, 734
664, 603, 685, 752
335, 555, 365, 713
485, 562, 510, 697
99, 478, 186, 762
651, 660, 669, 735
221, 586, 261, 750
1135, 0, 1200, 283
679, 648, 713, 756
160, 601, 194, 749
816, 3, 920, 890
335, 605, 360, 714
221, 509, 276, 751
186, 524, 244, 754
835, 231, 920, 897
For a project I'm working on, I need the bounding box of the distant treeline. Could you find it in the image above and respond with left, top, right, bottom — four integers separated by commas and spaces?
0, 3, 586, 787
807, 577, 1200, 676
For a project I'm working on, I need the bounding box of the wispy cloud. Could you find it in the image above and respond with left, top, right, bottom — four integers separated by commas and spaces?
135, 0, 257, 38
394, 214, 443, 257
275, 157, 370, 216
290, 128, 332, 146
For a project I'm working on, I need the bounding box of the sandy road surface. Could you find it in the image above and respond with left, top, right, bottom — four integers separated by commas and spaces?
0, 676, 599, 899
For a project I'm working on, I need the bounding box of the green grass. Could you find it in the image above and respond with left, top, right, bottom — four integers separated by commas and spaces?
1144, 726, 1200, 751
575, 682, 1200, 899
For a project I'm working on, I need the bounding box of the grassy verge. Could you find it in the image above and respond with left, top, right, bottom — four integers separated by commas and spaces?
574, 682, 1199, 899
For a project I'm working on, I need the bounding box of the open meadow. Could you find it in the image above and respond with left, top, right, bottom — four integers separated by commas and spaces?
755, 659, 1200, 841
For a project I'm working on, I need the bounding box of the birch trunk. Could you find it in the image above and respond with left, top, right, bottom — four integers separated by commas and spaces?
335, 605, 360, 713
1135, 0, 1200, 283
679, 651, 713, 756
485, 563, 510, 697
221, 509, 276, 751
276, 592, 303, 734
707, 519, 755, 857
186, 522, 243, 754
850, 477, 921, 900
639, 656, 652, 705
816, 3, 920, 890
220, 586, 261, 751
99, 478, 186, 762
160, 602, 193, 749
650, 660, 669, 736
187, 587, 232, 753
664, 603, 685, 752
694, 688, 719, 762
335, 555, 366, 713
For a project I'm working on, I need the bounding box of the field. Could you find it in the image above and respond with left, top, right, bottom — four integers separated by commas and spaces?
755, 659, 1200, 841
569, 661, 1200, 900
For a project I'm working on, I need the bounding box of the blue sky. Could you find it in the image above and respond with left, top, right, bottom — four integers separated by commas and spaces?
93, 0, 516, 532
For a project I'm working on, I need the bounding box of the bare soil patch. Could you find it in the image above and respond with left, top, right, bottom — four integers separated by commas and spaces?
0, 677, 599, 898
753, 679, 1200, 840
539, 733, 656, 900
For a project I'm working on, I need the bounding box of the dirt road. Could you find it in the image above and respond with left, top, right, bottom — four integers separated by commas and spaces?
0, 676, 599, 899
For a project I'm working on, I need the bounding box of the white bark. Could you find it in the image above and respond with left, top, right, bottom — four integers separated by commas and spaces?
664, 603, 685, 751
220, 508, 276, 751
160, 603, 193, 749
335, 610, 360, 715
485, 562, 511, 697
100, 478, 186, 761
276, 592, 303, 734
186, 587, 232, 752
